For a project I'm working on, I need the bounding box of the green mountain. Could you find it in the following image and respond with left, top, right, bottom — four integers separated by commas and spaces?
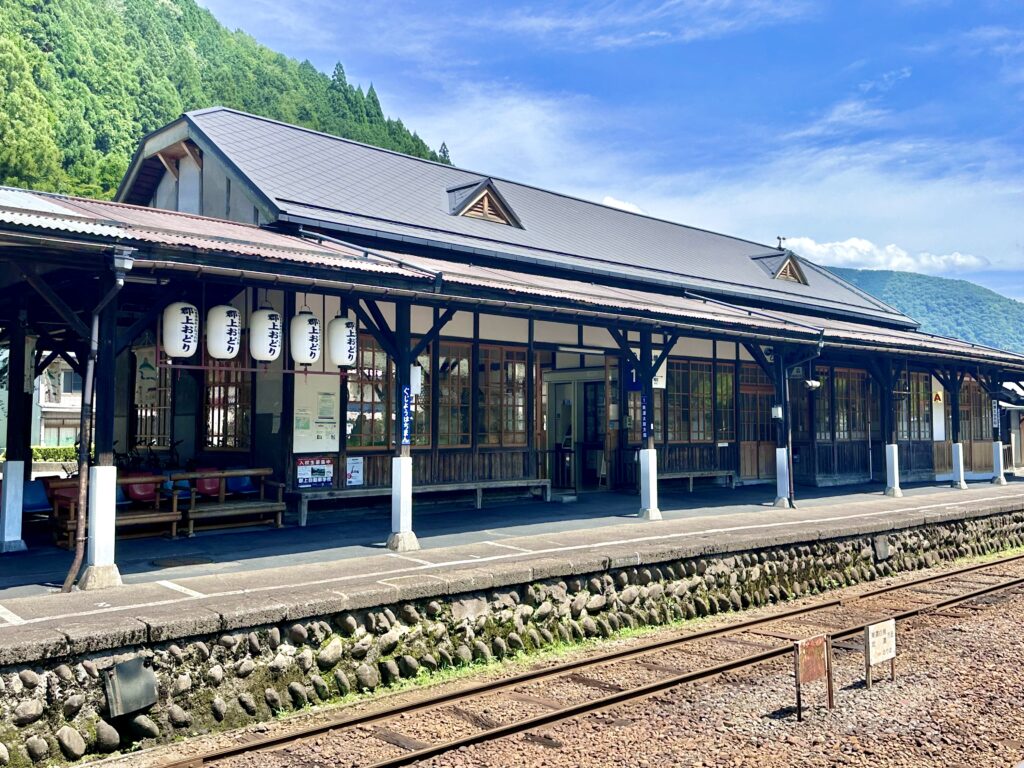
0, 0, 446, 199
831, 267, 1024, 354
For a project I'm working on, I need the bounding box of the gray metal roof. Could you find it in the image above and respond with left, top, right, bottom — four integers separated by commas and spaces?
142, 107, 915, 328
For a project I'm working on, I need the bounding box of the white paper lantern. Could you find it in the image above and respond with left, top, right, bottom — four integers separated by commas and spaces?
249, 307, 283, 362
162, 302, 200, 358
290, 307, 322, 366
206, 305, 242, 360
327, 312, 358, 367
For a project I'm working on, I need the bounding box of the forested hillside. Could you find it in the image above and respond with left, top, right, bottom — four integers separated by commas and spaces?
831, 267, 1024, 354
0, 0, 446, 199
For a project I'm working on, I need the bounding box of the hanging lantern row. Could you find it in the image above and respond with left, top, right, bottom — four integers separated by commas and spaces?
161, 302, 357, 367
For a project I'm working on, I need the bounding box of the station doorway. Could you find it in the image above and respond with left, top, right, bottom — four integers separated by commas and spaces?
739, 363, 776, 481
545, 359, 618, 493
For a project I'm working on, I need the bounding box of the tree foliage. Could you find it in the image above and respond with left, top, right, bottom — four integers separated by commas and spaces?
830, 267, 1024, 354
0, 0, 449, 198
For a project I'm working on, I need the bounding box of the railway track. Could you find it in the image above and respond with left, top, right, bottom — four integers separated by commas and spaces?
166, 552, 1024, 768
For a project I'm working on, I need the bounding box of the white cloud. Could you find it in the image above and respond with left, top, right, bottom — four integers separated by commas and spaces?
785, 236, 988, 273
858, 66, 912, 94
786, 98, 889, 138
601, 196, 645, 214
496, 0, 814, 50
403, 80, 1024, 276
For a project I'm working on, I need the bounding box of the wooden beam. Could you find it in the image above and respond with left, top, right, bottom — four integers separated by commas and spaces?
352, 299, 396, 358
35, 349, 59, 377
155, 150, 179, 180
15, 263, 91, 340
743, 342, 774, 381
608, 328, 641, 369
180, 140, 203, 169
410, 306, 456, 360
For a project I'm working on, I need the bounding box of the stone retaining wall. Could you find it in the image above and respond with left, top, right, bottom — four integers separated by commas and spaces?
2, 511, 1023, 766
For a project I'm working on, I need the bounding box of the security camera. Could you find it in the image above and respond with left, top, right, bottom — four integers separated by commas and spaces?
803, 379, 822, 391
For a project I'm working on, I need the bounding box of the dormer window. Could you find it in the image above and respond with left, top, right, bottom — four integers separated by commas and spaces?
775, 256, 807, 284
751, 251, 809, 286
448, 178, 522, 228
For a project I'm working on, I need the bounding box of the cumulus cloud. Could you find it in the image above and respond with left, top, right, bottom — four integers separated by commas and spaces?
786, 236, 989, 274
601, 196, 645, 214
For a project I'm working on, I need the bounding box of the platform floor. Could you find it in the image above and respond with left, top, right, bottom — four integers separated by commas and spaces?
1, 478, 1023, 645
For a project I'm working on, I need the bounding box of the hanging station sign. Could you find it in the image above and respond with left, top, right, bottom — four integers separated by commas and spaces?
290, 308, 322, 366
327, 312, 358, 367
162, 302, 200, 358
249, 307, 283, 362
206, 305, 242, 360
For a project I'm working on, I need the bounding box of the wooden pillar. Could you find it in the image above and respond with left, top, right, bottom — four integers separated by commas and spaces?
526, 318, 536, 479
949, 370, 967, 489
773, 349, 791, 508
882, 363, 902, 497
1, 310, 30, 552
93, 292, 118, 467
429, 308, 441, 485
637, 328, 660, 519
388, 301, 417, 551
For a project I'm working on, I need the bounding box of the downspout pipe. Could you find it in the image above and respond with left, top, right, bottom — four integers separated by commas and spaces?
63, 249, 132, 592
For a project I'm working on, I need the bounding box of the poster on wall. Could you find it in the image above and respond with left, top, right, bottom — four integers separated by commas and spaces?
292, 375, 341, 454
346, 456, 364, 487
134, 346, 160, 406
296, 456, 334, 488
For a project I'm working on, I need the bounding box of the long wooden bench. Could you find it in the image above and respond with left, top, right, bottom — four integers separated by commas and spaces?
659, 469, 736, 492
291, 478, 552, 527
49, 475, 180, 548
169, 468, 285, 536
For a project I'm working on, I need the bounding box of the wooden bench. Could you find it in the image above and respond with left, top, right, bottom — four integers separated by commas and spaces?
49, 475, 180, 549
659, 469, 736, 493
292, 478, 552, 527
169, 468, 285, 536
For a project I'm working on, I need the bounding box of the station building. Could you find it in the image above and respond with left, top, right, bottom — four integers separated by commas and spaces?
1, 107, 1023, 588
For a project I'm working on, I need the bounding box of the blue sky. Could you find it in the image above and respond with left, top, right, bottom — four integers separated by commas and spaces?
199, 0, 1024, 296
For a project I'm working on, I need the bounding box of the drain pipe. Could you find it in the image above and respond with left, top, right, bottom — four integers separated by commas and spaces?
63, 249, 133, 592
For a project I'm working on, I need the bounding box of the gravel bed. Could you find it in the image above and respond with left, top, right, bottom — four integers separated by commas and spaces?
95, 556, 1023, 768
414, 586, 1024, 768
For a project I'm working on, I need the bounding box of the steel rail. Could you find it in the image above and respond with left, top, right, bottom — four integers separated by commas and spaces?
167, 551, 1024, 768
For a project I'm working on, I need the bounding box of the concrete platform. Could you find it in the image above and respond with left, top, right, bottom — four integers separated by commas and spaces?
1, 480, 1023, 663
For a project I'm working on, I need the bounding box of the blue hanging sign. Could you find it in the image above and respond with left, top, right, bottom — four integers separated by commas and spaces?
641, 393, 649, 441
401, 384, 412, 446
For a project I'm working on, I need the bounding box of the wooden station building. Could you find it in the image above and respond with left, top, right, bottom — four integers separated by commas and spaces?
2, 107, 1023, 588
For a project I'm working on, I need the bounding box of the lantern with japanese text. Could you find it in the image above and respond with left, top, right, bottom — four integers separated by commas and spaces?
206, 305, 242, 360
327, 311, 358, 367
162, 302, 200, 358
290, 307, 321, 366
249, 307, 283, 362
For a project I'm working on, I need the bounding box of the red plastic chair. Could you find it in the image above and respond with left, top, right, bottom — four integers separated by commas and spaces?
123, 472, 159, 504
194, 467, 221, 498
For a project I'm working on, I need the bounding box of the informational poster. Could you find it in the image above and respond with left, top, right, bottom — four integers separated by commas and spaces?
296, 456, 334, 488
346, 456, 364, 487
134, 346, 160, 407
292, 375, 340, 453
865, 619, 896, 665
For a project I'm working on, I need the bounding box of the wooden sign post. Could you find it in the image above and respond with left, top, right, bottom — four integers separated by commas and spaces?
864, 619, 897, 689
793, 634, 835, 721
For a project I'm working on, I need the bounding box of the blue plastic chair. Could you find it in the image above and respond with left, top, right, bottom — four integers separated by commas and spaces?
115, 484, 132, 508
161, 472, 191, 502
22, 480, 53, 514
225, 469, 259, 497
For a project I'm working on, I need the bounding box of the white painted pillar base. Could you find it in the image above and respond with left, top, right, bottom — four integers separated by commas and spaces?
387, 456, 419, 552
992, 441, 1008, 485
80, 465, 122, 590
951, 442, 968, 490
1011, 432, 1019, 469
884, 443, 903, 498
0, 460, 27, 553
638, 448, 661, 520
773, 448, 790, 508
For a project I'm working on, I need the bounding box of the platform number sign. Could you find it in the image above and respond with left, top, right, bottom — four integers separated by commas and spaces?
864, 619, 896, 689
401, 384, 412, 446
640, 393, 649, 441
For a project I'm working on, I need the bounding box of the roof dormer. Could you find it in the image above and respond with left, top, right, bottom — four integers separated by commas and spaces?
752, 251, 809, 286
448, 178, 521, 228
